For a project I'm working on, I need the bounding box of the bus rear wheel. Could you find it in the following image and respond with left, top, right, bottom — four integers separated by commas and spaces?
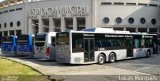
98, 54, 105, 65
109, 53, 116, 63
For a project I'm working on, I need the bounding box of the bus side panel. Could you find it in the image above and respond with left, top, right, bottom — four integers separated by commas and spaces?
133, 48, 153, 58
29, 35, 33, 53
70, 52, 84, 64
13, 37, 17, 53
94, 49, 127, 62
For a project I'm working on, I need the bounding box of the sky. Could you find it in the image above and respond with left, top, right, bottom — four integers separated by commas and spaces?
0, 0, 4, 2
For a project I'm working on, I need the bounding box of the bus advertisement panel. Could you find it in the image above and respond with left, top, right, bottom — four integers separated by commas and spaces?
34, 32, 56, 60
1, 36, 17, 56
17, 34, 34, 56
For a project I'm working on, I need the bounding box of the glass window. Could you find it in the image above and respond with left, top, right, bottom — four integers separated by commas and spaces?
140, 18, 146, 24
134, 39, 140, 48
116, 17, 122, 24
10, 22, 13, 27
56, 33, 69, 45
4, 23, 7, 28
141, 38, 145, 47
151, 18, 156, 25
0, 24, 1, 29
17, 21, 21, 27
51, 37, 55, 46
73, 39, 83, 48
128, 17, 134, 24
103, 17, 109, 24
145, 39, 153, 47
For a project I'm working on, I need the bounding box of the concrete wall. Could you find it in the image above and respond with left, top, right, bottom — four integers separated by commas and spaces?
95, 0, 160, 32
0, 3, 26, 36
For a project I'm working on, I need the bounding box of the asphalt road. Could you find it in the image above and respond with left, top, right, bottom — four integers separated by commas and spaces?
1, 54, 160, 81
106, 54, 160, 76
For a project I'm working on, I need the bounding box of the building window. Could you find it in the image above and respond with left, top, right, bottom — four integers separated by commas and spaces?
128, 17, 134, 24
0, 24, 1, 29
9, 9, 15, 12
140, 18, 146, 24
0, 12, 3, 14
16, 8, 22, 11
77, 17, 85, 31
126, 3, 136, 5
17, 21, 20, 27
4, 23, 7, 28
116, 17, 122, 24
151, 19, 156, 25
103, 17, 109, 24
138, 3, 147, 6
101, 2, 112, 5
149, 4, 158, 7
3, 10, 8, 13
10, 22, 13, 27
114, 2, 124, 5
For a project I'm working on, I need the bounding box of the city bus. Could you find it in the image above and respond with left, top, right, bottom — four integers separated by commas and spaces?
56, 28, 157, 64
17, 34, 34, 57
34, 32, 56, 60
0, 36, 2, 54
157, 33, 160, 54
1, 36, 17, 56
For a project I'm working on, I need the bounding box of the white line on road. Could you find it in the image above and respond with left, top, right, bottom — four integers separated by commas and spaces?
134, 65, 159, 72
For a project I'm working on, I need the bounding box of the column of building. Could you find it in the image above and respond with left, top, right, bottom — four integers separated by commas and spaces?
73, 17, 77, 31
28, 19, 33, 34
49, 18, 55, 32
61, 17, 66, 31
38, 16, 44, 33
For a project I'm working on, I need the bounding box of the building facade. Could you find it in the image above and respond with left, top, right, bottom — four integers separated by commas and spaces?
0, 0, 160, 36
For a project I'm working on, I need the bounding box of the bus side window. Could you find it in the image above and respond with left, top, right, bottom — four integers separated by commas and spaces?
134, 39, 140, 48
51, 37, 55, 46
145, 39, 152, 47
72, 38, 83, 48
95, 39, 101, 47
140, 38, 145, 47
75, 39, 83, 48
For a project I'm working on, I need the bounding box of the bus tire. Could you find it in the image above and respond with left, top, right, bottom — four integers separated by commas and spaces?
98, 54, 105, 65
146, 50, 151, 58
109, 53, 116, 63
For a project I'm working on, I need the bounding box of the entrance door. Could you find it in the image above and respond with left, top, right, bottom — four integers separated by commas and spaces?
84, 38, 95, 62
126, 39, 133, 57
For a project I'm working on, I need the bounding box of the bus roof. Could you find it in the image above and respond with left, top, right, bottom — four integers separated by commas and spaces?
36, 32, 56, 36
65, 28, 157, 36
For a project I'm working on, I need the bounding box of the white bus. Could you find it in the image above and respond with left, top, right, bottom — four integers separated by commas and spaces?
56, 28, 157, 64
34, 32, 56, 60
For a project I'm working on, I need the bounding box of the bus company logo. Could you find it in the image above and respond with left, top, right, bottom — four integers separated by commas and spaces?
144, 36, 153, 38
105, 35, 133, 38
83, 34, 94, 36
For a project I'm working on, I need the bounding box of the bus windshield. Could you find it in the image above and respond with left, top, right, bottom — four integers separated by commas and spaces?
17, 35, 28, 44
56, 33, 69, 45
2, 37, 12, 43
35, 34, 46, 47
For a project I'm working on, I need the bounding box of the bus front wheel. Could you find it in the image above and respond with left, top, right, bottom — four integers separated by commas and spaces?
98, 54, 105, 65
109, 53, 116, 63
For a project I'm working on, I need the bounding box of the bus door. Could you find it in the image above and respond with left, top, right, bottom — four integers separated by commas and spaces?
83, 38, 95, 62
126, 38, 133, 57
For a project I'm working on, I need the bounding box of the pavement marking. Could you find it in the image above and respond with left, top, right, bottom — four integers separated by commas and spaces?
134, 65, 159, 72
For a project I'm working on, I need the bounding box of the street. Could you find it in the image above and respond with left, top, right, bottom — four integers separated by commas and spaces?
1, 54, 160, 81
107, 54, 160, 76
